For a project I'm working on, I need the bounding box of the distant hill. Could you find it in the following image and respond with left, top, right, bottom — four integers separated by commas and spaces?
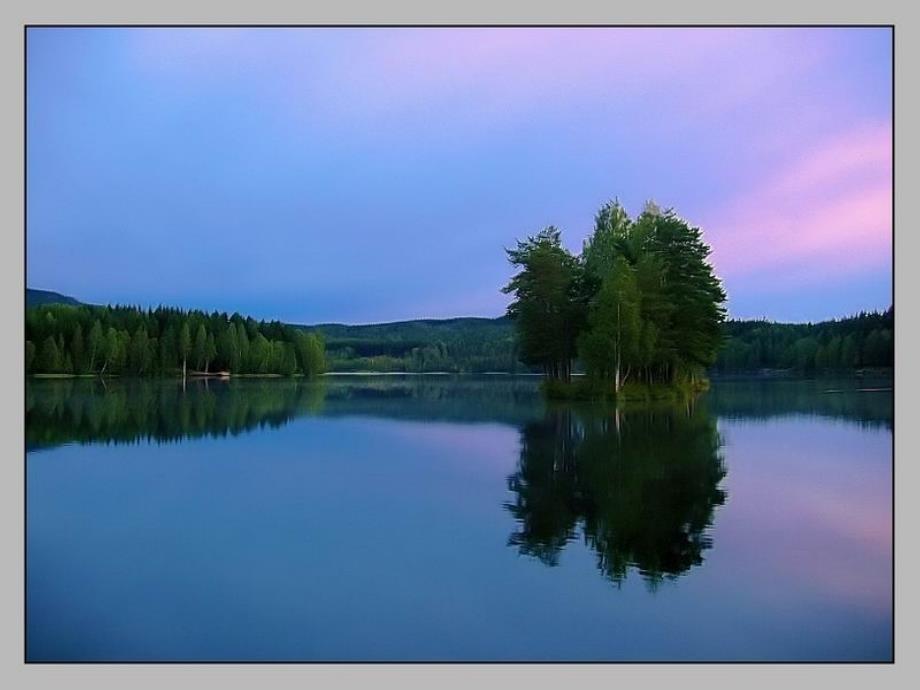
304, 316, 521, 372
26, 288, 82, 307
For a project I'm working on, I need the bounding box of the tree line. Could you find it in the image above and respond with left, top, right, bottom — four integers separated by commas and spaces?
714, 308, 893, 373
26, 303, 325, 377
318, 317, 523, 373
503, 199, 726, 393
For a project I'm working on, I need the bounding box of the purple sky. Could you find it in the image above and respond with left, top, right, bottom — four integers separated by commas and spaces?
26, 27, 892, 324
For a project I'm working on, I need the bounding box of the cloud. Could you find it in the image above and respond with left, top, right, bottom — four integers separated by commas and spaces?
703, 121, 891, 288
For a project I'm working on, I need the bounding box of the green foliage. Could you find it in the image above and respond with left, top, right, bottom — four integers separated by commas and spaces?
316, 317, 524, 373
295, 332, 326, 377
505, 198, 727, 392
25, 303, 326, 378
38, 335, 63, 373
578, 256, 642, 387
502, 227, 586, 381
713, 308, 893, 372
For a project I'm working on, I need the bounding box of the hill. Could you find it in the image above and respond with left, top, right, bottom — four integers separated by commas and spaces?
307, 316, 522, 373
26, 288, 82, 307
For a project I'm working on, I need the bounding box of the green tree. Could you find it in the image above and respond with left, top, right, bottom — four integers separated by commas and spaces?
129, 327, 152, 374
280, 342, 298, 376
70, 324, 86, 374
582, 199, 633, 285
179, 322, 192, 379
218, 324, 241, 373
841, 334, 859, 368
87, 320, 104, 372
503, 226, 585, 382
38, 335, 62, 373
193, 325, 208, 371
205, 333, 217, 373
826, 335, 842, 370
250, 333, 271, 373
793, 337, 819, 371
238, 325, 251, 372
863, 329, 886, 367
295, 332, 326, 378
578, 257, 642, 391
632, 205, 726, 381
100, 327, 120, 376
159, 325, 177, 373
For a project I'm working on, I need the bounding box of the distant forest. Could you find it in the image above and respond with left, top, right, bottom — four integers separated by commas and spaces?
25, 291, 892, 377
317, 317, 521, 373
25, 303, 325, 378
714, 307, 893, 373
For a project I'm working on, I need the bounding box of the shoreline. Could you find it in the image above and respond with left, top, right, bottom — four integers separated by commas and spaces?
27, 368, 893, 382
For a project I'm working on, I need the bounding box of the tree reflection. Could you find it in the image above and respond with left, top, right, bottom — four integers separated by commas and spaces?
26, 378, 327, 449
506, 402, 726, 586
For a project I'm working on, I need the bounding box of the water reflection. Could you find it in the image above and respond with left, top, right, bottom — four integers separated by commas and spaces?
26, 375, 891, 589
26, 377, 550, 451
706, 376, 892, 430
506, 404, 726, 586
25, 375, 892, 661
26, 378, 327, 450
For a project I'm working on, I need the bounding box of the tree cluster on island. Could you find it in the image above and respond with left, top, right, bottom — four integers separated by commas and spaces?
503, 200, 727, 398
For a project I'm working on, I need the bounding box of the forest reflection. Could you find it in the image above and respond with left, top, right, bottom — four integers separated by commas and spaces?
505, 403, 726, 586
26, 374, 891, 453
26, 378, 328, 450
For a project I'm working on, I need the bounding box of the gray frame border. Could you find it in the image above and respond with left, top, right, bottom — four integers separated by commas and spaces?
2, 1, 914, 687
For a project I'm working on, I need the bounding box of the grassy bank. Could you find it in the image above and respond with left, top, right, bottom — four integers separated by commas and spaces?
541, 377, 710, 403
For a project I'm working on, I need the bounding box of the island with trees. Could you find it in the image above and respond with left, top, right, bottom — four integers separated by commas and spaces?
503, 200, 727, 400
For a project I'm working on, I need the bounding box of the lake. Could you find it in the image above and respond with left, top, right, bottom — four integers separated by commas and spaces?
25, 375, 893, 662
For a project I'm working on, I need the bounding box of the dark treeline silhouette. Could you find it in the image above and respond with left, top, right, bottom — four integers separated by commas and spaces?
506, 403, 726, 586
713, 308, 893, 373
503, 199, 726, 394
25, 303, 325, 378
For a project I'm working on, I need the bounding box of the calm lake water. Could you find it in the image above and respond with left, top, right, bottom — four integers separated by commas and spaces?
26, 375, 892, 662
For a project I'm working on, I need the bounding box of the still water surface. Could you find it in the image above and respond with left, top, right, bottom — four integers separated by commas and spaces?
26, 375, 892, 661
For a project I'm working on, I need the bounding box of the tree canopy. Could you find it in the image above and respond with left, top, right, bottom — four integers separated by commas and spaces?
26, 303, 326, 378
503, 199, 727, 392
713, 308, 893, 373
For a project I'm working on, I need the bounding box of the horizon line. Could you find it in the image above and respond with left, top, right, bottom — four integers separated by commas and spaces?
25, 287, 892, 329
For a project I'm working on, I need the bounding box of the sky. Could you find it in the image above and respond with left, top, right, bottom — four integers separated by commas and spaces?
26, 27, 892, 325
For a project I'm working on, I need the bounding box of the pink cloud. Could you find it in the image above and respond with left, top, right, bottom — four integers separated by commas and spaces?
703, 121, 891, 286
